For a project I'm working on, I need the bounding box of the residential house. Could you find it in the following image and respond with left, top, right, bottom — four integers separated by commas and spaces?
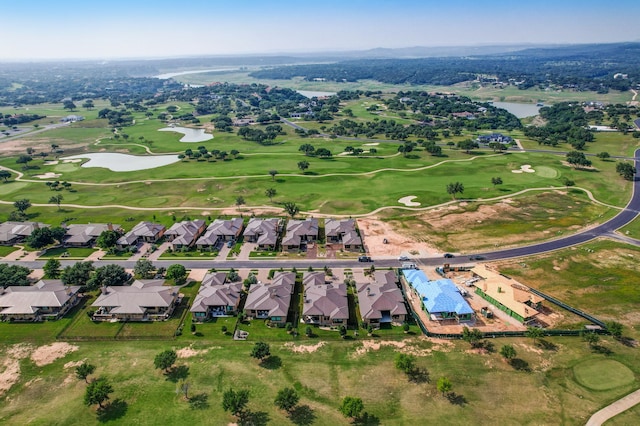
282, 218, 318, 251
0, 221, 49, 245
244, 272, 295, 325
243, 218, 281, 250
64, 223, 121, 247
477, 133, 513, 144
471, 265, 544, 324
60, 115, 85, 123
402, 269, 474, 322
116, 221, 166, 249
357, 270, 408, 327
0, 280, 81, 322
324, 219, 362, 251
196, 218, 243, 249
91, 280, 180, 321
302, 271, 349, 327
190, 272, 243, 321
164, 220, 206, 250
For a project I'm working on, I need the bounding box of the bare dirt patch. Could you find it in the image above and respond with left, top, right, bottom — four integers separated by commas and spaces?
30, 342, 79, 367
357, 217, 437, 257
283, 341, 326, 353
353, 339, 406, 357
0, 344, 33, 396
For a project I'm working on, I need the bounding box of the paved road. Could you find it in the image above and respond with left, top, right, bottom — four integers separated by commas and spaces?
585, 388, 640, 426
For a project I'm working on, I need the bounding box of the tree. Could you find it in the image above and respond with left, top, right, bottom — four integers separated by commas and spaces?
437, 377, 453, 396
61, 261, 95, 287
597, 152, 610, 161
75, 362, 96, 383
457, 139, 479, 153
274, 387, 299, 413
265, 188, 276, 202
222, 388, 250, 418
607, 321, 624, 339
84, 377, 113, 409
13, 198, 31, 213
616, 162, 636, 181
582, 332, 600, 348
154, 349, 177, 372
283, 201, 300, 218
0, 170, 12, 182
82, 100, 95, 110
500, 344, 517, 361
43, 258, 62, 279
96, 230, 120, 249
461, 326, 483, 348
298, 143, 315, 156
446, 182, 464, 200
16, 154, 33, 170
235, 196, 245, 209
133, 259, 155, 279
394, 353, 416, 375
230, 149, 240, 158
566, 151, 592, 168
340, 396, 364, 419
250, 341, 271, 362
526, 326, 544, 345
0, 263, 32, 287
166, 264, 188, 285
49, 194, 64, 210
268, 170, 278, 181
63, 100, 77, 111
87, 264, 131, 290
297, 160, 310, 172
491, 177, 503, 188
26, 227, 56, 249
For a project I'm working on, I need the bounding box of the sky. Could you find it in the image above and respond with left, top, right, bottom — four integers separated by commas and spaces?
2, 0, 640, 60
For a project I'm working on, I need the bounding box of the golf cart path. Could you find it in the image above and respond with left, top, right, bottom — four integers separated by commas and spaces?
585, 388, 640, 426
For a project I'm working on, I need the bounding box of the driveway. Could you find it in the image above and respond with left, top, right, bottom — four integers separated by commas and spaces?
147, 242, 171, 261
237, 242, 257, 261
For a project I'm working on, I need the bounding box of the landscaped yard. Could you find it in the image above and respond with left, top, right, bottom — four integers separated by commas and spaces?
39, 247, 97, 259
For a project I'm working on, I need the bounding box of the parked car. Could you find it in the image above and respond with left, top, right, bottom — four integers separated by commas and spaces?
398, 255, 409, 261
469, 255, 486, 261
443, 253, 455, 258
358, 256, 373, 262
227, 240, 234, 248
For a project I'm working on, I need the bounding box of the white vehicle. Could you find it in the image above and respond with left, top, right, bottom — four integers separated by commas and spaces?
398, 255, 410, 261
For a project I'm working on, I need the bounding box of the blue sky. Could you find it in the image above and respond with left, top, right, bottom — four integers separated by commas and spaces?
3, 0, 640, 60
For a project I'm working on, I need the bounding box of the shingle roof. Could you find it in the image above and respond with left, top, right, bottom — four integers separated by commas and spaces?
324, 218, 356, 237
243, 218, 280, 245
196, 218, 243, 246
117, 222, 165, 246
91, 280, 177, 314
282, 219, 318, 246
357, 270, 407, 320
0, 221, 49, 243
165, 220, 205, 246
403, 269, 473, 316
190, 273, 242, 313
302, 272, 348, 320
0, 280, 80, 315
244, 272, 295, 317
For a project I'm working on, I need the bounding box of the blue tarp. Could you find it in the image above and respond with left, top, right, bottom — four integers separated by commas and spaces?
402, 269, 473, 316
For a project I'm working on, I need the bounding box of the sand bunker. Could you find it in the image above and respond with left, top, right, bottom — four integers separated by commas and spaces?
34, 172, 62, 179
43, 160, 59, 165
511, 164, 535, 174
398, 196, 421, 207
30, 342, 79, 367
283, 341, 326, 353
363, 143, 379, 146
63, 159, 82, 163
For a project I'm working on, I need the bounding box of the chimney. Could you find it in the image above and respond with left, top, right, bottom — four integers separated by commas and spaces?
366, 287, 371, 296
107, 223, 113, 231
101, 285, 109, 295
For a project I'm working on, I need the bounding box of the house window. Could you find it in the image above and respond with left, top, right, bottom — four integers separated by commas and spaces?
271, 316, 281, 322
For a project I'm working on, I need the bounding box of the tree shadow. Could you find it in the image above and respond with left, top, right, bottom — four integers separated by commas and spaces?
97, 399, 128, 422
239, 410, 269, 426
188, 393, 209, 410
408, 367, 430, 384
288, 404, 316, 426
260, 355, 282, 370
165, 365, 190, 382
509, 358, 531, 372
353, 412, 381, 425
481, 341, 495, 353
620, 337, 638, 348
537, 339, 558, 351
591, 345, 613, 355
446, 392, 467, 406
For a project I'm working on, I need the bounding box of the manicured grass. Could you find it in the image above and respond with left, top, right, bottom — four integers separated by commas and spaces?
39, 247, 97, 259
0, 245, 19, 257
573, 359, 635, 391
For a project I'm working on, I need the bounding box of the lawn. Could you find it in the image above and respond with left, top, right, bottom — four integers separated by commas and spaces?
39, 247, 97, 259
0, 245, 19, 257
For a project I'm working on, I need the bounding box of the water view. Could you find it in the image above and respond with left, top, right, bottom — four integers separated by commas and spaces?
297, 90, 337, 98
62, 153, 180, 172
492, 102, 545, 118
158, 126, 214, 142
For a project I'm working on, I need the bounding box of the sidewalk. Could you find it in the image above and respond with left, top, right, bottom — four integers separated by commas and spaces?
585, 388, 640, 426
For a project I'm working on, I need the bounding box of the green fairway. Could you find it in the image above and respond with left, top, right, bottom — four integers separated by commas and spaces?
573, 359, 635, 391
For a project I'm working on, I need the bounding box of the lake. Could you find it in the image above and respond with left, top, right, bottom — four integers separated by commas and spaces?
154, 68, 240, 79
62, 153, 180, 172
492, 102, 545, 118
158, 126, 213, 143
297, 90, 337, 98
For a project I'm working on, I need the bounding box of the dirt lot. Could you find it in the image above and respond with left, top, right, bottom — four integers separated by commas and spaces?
357, 217, 438, 258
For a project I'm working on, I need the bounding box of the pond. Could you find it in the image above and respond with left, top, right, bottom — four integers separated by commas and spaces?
158, 126, 213, 143
492, 102, 546, 118
297, 90, 337, 99
61, 153, 180, 172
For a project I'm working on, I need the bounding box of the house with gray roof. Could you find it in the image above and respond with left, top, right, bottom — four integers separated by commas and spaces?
282, 218, 319, 251
357, 270, 407, 328
243, 218, 281, 250
0, 280, 81, 322
0, 221, 49, 245
164, 220, 206, 250
116, 221, 166, 249
190, 272, 243, 321
324, 218, 362, 251
91, 280, 179, 321
196, 218, 243, 249
244, 272, 295, 325
64, 223, 121, 247
302, 271, 349, 327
